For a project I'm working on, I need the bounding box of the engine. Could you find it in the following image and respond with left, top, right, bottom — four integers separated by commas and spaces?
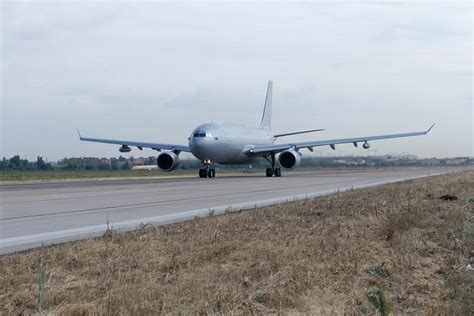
157, 152, 180, 172
278, 149, 301, 170
363, 142, 370, 149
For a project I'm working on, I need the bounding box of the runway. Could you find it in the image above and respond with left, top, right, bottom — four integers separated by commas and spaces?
0, 168, 464, 254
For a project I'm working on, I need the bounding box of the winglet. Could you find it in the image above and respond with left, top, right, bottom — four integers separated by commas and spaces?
426, 123, 436, 134
77, 130, 83, 140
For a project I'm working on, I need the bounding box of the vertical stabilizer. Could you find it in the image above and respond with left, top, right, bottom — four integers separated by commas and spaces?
260, 80, 272, 130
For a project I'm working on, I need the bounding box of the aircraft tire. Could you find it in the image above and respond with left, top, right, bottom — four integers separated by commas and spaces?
208, 169, 216, 178
274, 168, 282, 177
265, 168, 273, 177
199, 169, 208, 178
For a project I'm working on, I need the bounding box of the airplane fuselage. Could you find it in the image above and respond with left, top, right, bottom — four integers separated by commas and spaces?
189, 123, 273, 164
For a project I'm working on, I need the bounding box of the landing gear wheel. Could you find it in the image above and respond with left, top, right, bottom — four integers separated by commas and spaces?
199, 159, 215, 179
199, 168, 208, 178
265, 153, 278, 177
208, 168, 216, 178
274, 168, 282, 177
266, 168, 274, 177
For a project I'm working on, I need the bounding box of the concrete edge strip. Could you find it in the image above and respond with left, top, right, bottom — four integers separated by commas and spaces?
0, 171, 449, 254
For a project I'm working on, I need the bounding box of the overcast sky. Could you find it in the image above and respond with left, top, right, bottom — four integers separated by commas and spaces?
1, 1, 472, 161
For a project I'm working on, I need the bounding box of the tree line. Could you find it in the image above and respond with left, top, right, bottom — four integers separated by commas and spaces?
0, 156, 135, 171
0, 156, 53, 171
1, 154, 468, 172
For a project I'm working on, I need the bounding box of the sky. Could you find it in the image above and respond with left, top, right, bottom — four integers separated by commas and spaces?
1, 1, 472, 161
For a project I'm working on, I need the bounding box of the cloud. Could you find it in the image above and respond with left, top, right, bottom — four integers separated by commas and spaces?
1, 2, 472, 160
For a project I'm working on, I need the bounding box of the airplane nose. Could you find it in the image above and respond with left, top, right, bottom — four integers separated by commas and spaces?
190, 137, 204, 146
190, 137, 210, 160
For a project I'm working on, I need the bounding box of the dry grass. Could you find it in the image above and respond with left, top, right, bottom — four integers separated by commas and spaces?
1, 171, 473, 315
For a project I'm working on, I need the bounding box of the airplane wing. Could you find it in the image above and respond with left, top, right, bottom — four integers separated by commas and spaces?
245, 124, 435, 156
273, 128, 325, 139
78, 132, 190, 153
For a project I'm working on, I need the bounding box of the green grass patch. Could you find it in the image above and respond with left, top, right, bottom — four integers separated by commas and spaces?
0, 170, 194, 181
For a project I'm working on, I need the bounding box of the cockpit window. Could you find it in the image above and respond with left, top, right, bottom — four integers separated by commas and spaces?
193, 131, 207, 138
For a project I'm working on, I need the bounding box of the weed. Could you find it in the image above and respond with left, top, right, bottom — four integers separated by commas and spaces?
355, 298, 368, 315
37, 263, 46, 314
366, 289, 392, 316
255, 292, 268, 304
367, 262, 391, 278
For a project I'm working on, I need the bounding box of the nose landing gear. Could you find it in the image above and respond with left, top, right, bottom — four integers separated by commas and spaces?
199, 160, 216, 178
264, 153, 281, 177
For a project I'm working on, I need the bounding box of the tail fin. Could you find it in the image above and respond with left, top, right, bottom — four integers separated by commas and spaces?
259, 80, 272, 130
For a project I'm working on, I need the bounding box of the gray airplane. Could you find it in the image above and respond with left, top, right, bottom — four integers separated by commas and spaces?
79, 81, 435, 178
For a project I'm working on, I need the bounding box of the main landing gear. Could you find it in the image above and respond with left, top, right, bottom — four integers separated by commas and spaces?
264, 153, 281, 177
199, 160, 216, 178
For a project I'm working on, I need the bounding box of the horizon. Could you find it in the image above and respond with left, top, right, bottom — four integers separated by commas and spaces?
2, 153, 473, 164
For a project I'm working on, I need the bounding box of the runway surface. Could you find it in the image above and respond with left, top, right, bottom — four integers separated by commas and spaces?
0, 168, 465, 254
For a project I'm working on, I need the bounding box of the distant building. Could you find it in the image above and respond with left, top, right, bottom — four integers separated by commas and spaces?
445, 157, 470, 165
131, 158, 145, 166
131, 165, 158, 171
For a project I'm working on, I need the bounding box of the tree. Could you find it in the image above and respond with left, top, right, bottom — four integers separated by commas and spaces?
121, 161, 130, 170
37, 156, 45, 170
36, 156, 52, 170
8, 155, 21, 170
20, 158, 29, 170
111, 158, 119, 170
0, 157, 7, 170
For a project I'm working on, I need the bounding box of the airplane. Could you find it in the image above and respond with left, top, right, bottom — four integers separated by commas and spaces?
79, 81, 435, 178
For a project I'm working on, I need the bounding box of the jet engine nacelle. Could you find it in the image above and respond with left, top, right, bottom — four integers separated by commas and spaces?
278, 149, 301, 170
157, 152, 180, 172
363, 142, 370, 149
